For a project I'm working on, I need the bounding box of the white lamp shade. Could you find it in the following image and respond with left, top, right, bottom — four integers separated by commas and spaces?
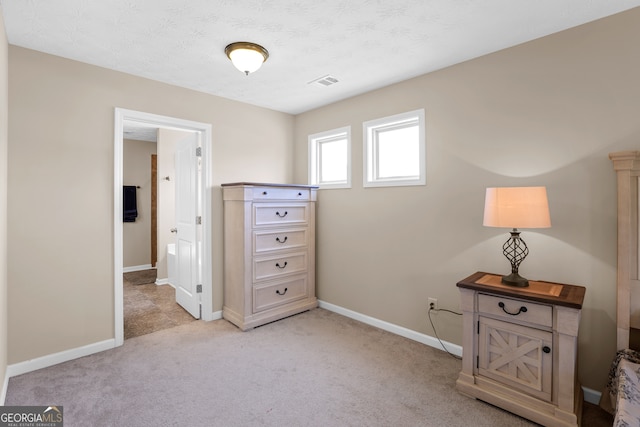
483, 186, 551, 229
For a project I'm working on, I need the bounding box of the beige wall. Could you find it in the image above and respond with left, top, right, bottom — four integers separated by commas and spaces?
0, 8, 9, 398
7, 46, 294, 364
123, 139, 156, 269
294, 8, 640, 391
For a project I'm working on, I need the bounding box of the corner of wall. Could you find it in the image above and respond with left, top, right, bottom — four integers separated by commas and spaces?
0, 6, 10, 405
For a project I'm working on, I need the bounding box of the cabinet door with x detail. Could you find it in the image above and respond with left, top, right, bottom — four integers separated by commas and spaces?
477, 316, 552, 402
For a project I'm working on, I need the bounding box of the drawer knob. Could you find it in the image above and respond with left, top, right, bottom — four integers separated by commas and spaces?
543, 346, 551, 354
263, 191, 268, 195
275, 211, 288, 218
298, 192, 302, 196
276, 236, 288, 243
275, 261, 288, 269
276, 288, 288, 296
498, 301, 528, 316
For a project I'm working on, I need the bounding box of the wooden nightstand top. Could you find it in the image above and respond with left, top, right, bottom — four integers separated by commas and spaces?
456, 271, 585, 309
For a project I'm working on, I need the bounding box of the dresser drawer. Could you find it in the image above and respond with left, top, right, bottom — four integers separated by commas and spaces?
254, 228, 308, 254
253, 276, 308, 313
253, 203, 308, 227
253, 252, 307, 282
478, 293, 552, 328
252, 187, 311, 201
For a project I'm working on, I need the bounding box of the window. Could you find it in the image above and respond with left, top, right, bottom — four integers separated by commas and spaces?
308, 126, 351, 189
363, 109, 425, 188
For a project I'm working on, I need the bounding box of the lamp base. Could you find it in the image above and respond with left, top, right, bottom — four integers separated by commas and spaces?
501, 272, 529, 287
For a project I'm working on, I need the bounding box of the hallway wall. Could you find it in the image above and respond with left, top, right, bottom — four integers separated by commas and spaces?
123, 139, 156, 269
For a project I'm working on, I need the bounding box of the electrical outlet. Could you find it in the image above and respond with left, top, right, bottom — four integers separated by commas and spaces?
428, 297, 438, 311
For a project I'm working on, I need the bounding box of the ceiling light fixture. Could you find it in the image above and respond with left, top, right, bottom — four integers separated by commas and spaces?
225, 42, 269, 76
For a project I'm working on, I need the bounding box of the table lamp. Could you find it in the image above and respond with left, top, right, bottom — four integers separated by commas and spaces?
483, 186, 551, 287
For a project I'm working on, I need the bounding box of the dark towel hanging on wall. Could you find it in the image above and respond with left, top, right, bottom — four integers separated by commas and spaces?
123, 185, 138, 222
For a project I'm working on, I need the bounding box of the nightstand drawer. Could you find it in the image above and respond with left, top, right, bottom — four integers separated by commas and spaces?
478, 293, 552, 328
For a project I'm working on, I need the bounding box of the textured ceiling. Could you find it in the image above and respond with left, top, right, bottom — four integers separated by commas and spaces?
2, 0, 639, 116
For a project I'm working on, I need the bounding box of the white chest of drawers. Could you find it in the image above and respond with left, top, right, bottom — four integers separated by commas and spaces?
222, 183, 318, 330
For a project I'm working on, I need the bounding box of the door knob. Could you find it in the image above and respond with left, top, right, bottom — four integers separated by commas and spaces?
170, 228, 177, 233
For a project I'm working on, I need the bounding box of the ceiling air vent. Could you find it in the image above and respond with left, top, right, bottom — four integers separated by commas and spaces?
308, 74, 339, 87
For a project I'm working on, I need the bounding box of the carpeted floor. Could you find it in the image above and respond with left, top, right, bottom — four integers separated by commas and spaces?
123, 269, 196, 339
5, 308, 612, 427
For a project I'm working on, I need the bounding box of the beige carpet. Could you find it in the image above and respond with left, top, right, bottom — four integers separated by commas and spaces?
6, 309, 611, 426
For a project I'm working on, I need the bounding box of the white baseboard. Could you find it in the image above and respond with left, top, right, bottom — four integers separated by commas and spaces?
318, 300, 462, 357
6, 339, 116, 378
203, 310, 223, 322
582, 386, 601, 405
1, 367, 8, 405
123, 264, 153, 273
154, 278, 174, 288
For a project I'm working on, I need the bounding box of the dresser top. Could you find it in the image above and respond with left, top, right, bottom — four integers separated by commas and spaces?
221, 182, 319, 189
457, 271, 585, 309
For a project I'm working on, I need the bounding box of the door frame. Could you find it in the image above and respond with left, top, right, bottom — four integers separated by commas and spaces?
114, 108, 213, 347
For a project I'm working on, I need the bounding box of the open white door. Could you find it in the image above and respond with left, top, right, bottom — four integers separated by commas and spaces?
174, 133, 200, 319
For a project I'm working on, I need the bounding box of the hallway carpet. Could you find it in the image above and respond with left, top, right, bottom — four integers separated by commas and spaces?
123, 270, 196, 339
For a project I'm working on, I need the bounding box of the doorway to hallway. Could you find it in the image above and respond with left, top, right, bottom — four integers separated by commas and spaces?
114, 108, 213, 347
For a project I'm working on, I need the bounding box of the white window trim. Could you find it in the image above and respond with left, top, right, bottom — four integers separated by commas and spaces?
363, 109, 426, 188
308, 126, 351, 189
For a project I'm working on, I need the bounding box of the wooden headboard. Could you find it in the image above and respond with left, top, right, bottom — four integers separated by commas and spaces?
610, 151, 640, 350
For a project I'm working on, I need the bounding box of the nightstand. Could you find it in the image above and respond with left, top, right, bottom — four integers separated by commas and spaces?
456, 271, 586, 427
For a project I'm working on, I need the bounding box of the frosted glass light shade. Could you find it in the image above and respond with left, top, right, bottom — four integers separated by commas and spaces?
225, 42, 269, 75
483, 186, 551, 229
